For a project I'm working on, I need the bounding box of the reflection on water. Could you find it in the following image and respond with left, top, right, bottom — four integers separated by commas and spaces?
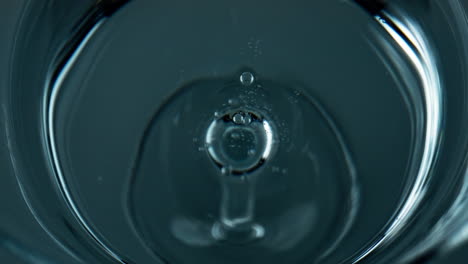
0, 230, 59, 264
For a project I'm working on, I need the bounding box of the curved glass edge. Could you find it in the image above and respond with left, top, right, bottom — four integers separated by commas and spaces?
5, 0, 133, 263
351, 0, 468, 263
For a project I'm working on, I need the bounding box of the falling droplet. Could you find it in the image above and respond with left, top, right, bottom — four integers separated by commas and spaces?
240, 72, 255, 86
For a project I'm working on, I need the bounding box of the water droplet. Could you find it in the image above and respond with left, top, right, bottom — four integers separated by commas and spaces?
205, 109, 276, 175
240, 72, 255, 86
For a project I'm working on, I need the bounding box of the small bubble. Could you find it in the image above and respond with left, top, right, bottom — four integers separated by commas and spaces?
233, 113, 244, 124
198, 146, 205, 152
282, 168, 288, 174
232, 112, 252, 125
172, 113, 180, 126
221, 167, 232, 176
228, 98, 239, 106
193, 137, 199, 143
252, 224, 265, 238
214, 111, 221, 118
243, 114, 252, 125
248, 149, 256, 156
240, 72, 255, 86
231, 132, 240, 139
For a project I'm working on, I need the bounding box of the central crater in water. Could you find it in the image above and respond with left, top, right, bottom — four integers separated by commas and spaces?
125, 69, 359, 264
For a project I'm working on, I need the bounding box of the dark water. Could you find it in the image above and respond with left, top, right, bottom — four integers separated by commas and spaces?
2, 0, 468, 263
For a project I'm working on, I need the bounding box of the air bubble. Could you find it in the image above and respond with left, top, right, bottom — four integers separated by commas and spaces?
228, 98, 239, 106
240, 72, 255, 86
232, 112, 252, 125
205, 109, 276, 175
221, 167, 230, 176
232, 113, 245, 124
243, 114, 252, 125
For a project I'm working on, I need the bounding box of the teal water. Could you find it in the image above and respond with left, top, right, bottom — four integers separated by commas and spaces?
2, 0, 468, 263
